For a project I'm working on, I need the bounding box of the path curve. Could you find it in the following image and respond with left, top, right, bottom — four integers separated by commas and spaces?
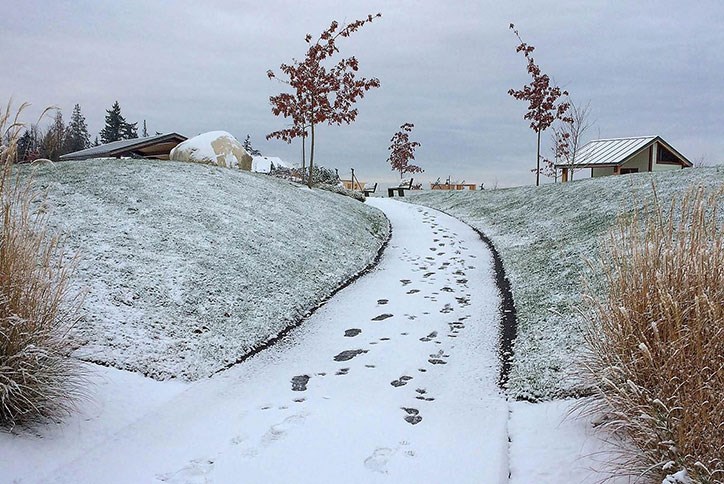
26, 199, 509, 483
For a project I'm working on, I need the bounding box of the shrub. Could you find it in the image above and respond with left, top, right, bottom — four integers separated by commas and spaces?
580, 184, 724, 483
0, 103, 85, 428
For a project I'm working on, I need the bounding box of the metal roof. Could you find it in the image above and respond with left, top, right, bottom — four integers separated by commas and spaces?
555, 136, 657, 167
60, 132, 186, 161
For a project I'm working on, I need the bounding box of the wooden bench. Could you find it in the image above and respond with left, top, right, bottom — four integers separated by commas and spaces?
362, 182, 378, 196
387, 178, 413, 197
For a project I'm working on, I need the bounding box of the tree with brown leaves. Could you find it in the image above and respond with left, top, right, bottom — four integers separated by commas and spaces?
267, 14, 381, 188
508, 23, 571, 186
388, 122, 423, 178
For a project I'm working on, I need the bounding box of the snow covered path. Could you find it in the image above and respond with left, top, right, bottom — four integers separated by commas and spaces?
4, 199, 508, 483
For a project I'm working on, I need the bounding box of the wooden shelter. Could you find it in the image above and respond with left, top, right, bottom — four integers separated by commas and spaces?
60, 133, 187, 161
555, 136, 692, 182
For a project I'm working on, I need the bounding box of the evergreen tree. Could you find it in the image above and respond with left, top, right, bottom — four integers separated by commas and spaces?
63, 103, 91, 154
100, 101, 125, 143
16, 128, 40, 162
142, 119, 148, 137
242, 134, 262, 156
93, 136, 100, 146
120, 120, 138, 139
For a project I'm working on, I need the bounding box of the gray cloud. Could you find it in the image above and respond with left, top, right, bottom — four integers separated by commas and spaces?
2, 0, 722, 186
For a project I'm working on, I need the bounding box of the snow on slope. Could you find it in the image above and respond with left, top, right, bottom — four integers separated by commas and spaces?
31, 158, 389, 381
407, 166, 724, 400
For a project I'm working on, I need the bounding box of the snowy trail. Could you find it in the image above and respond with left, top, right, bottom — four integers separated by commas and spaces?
8, 199, 508, 483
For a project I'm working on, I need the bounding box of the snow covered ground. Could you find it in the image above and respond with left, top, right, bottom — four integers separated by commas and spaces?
0, 199, 626, 483
407, 167, 724, 401
28, 158, 389, 380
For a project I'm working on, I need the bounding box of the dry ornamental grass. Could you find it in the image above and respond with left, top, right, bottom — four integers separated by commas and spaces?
0, 102, 86, 428
581, 184, 724, 483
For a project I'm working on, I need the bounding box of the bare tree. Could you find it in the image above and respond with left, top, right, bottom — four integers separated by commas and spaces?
542, 98, 593, 181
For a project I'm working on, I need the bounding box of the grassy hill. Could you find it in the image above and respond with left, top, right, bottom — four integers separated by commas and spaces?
30, 159, 389, 381
408, 166, 724, 400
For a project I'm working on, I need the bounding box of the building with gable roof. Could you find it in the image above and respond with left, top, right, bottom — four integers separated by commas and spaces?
555, 136, 692, 182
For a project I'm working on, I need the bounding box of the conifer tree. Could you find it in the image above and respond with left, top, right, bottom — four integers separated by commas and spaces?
100, 101, 125, 143
63, 103, 91, 153
120, 120, 138, 139
100, 101, 138, 142
242, 134, 261, 156
142, 120, 148, 137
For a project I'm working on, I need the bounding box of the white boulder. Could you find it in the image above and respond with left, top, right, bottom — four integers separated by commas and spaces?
170, 131, 252, 171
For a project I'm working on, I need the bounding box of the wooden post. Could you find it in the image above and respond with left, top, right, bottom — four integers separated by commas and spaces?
561, 167, 569, 183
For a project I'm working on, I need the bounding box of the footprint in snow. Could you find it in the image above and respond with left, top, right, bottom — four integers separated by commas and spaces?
372, 313, 393, 321
419, 331, 437, 342
415, 388, 435, 402
336, 368, 349, 376
400, 279, 412, 286
391, 375, 413, 387
334, 349, 368, 361
156, 458, 215, 484
377, 299, 389, 305
364, 447, 395, 474
406, 289, 420, 294
291, 375, 310, 391
401, 407, 422, 425
344, 328, 362, 337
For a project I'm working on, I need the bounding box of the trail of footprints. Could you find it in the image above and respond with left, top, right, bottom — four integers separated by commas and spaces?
285, 208, 475, 427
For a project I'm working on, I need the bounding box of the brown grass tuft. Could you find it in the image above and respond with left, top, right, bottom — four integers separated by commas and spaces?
579, 184, 724, 483
0, 102, 86, 428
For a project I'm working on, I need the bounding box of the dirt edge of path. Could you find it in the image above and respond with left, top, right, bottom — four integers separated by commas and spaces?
215, 216, 393, 376
469, 227, 518, 389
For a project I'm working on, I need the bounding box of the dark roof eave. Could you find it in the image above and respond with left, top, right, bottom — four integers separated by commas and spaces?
59, 132, 186, 161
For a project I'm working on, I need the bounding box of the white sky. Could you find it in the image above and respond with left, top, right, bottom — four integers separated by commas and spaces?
2, 0, 723, 187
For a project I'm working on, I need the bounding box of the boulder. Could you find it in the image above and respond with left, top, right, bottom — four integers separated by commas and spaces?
169, 131, 252, 171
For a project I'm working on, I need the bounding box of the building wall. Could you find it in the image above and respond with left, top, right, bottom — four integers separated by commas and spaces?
621, 149, 650, 172
591, 166, 615, 177
652, 142, 685, 172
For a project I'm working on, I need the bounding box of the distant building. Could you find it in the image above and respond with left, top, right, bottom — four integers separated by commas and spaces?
59, 133, 187, 161
555, 136, 692, 182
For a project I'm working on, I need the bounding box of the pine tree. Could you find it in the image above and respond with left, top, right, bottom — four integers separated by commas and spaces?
242, 134, 262, 156
93, 136, 100, 146
142, 120, 148, 137
120, 120, 138, 139
100, 101, 125, 143
63, 103, 91, 154
16, 128, 40, 162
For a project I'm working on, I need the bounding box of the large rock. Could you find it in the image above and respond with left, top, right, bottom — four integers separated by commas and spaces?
170, 131, 252, 171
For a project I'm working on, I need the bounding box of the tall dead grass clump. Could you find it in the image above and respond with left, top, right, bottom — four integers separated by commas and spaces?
0, 102, 85, 428
580, 184, 724, 483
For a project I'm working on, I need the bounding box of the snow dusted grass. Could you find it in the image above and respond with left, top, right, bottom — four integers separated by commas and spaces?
408, 167, 724, 400
28, 159, 389, 381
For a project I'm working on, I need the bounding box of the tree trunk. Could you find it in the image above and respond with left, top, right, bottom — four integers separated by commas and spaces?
307, 121, 315, 189
536, 130, 541, 187
301, 135, 306, 184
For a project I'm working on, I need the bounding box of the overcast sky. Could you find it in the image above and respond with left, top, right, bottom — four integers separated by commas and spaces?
3, 0, 723, 187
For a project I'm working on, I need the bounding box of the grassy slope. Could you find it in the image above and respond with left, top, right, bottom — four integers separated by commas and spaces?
408, 166, 724, 400
30, 159, 389, 381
